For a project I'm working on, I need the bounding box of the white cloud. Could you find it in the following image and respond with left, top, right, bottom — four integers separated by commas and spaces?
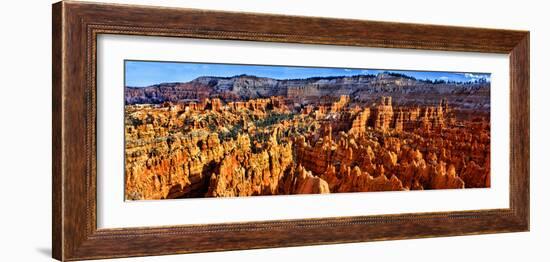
464, 73, 487, 79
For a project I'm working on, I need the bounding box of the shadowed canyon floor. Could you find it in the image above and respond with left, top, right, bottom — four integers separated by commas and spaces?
125, 88, 490, 200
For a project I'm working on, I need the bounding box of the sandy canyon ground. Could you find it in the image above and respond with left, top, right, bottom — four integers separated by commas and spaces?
124, 73, 490, 200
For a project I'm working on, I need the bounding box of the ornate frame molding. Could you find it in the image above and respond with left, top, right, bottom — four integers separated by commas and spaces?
53, 1, 529, 261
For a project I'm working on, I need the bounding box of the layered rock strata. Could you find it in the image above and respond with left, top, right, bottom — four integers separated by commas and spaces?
125, 94, 490, 200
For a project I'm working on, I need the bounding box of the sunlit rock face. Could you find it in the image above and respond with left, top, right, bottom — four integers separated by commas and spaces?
125, 77, 490, 200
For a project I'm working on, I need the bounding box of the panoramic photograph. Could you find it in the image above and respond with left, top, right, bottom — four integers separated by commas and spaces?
124, 61, 491, 201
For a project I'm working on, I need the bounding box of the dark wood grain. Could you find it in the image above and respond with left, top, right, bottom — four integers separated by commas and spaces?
52, 2, 63, 260
52, 1, 530, 261
509, 34, 530, 227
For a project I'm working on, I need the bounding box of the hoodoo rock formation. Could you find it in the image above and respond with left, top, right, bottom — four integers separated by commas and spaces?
125, 74, 491, 200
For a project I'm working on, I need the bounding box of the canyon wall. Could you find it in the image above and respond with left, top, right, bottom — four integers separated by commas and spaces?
126, 73, 490, 111
125, 94, 490, 200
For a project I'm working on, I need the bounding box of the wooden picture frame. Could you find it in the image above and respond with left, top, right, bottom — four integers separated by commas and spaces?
52, 1, 529, 261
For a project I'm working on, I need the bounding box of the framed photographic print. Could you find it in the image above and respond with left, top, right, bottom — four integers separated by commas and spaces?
52, 1, 529, 261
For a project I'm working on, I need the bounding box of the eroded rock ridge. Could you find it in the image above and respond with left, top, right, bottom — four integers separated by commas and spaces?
125, 93, 490, 200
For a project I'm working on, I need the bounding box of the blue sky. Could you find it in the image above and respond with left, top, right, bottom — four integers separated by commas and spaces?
125, 60, 491, 87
